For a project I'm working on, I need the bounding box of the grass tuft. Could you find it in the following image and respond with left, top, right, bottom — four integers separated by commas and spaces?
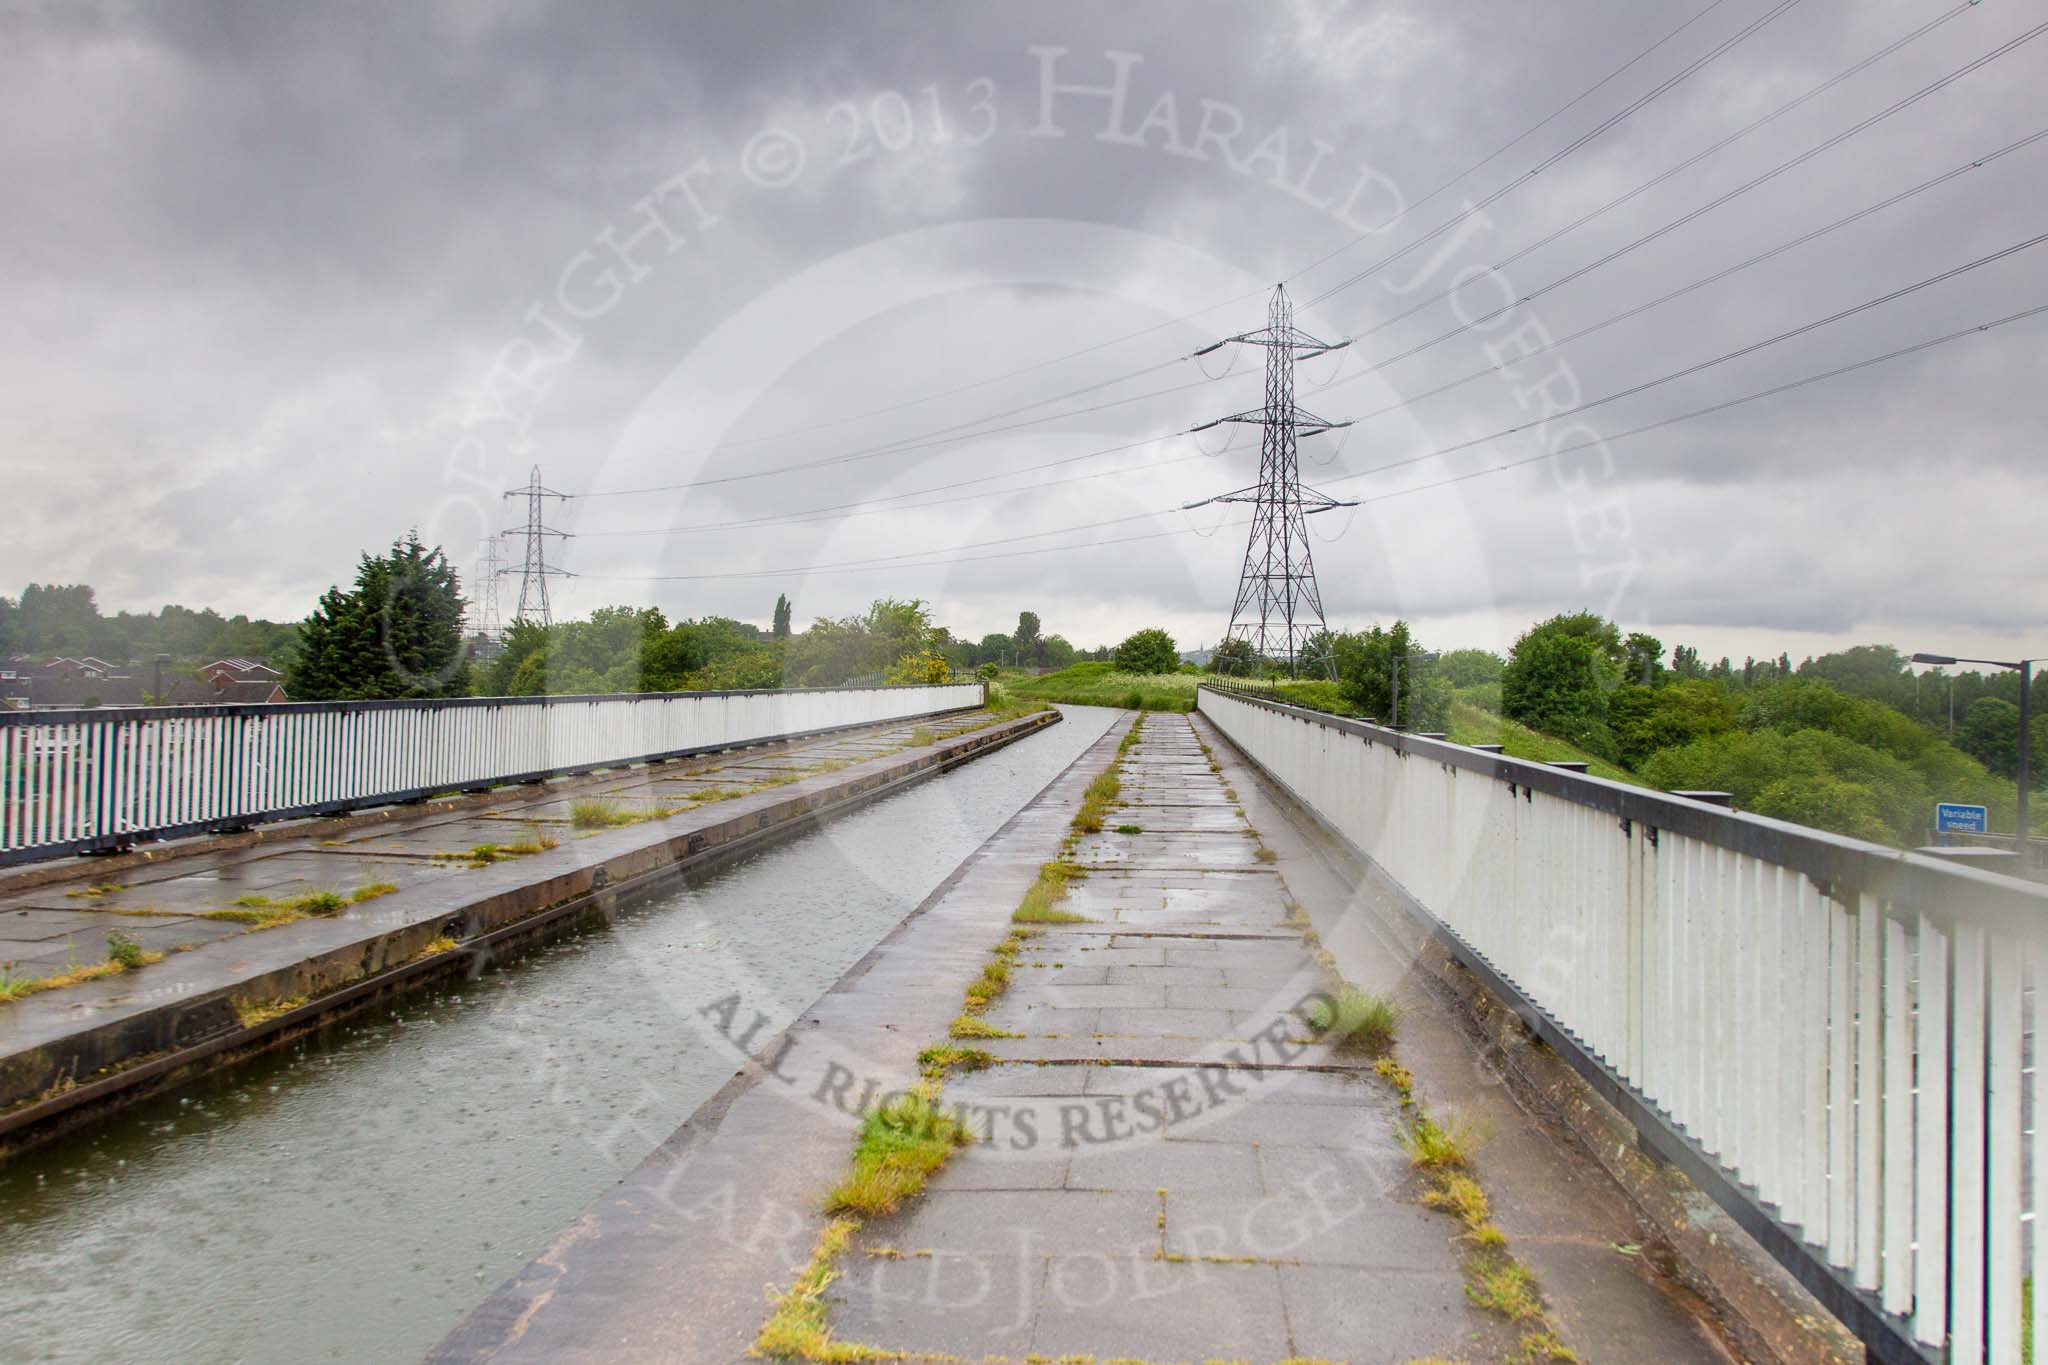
916, 1044, 995, 1081
1013, 859, 1091, 925
949, 1014, 1020, 1040
569, 798, 635, 829
233, 992, 311, 1029
1467, 1256, 1545, 1321
105, 930, 148, 969
0, 939, 164, 1002
822, 1093, 974, 1216
1400, 1113, 1476, 1171
1422, 1173, 1490, 1226
754, 1215, 860, 1359
1305, 986, 1400, 1054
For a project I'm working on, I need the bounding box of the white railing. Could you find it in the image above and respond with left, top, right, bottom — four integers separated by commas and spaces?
0, 683, 983, 865
1198, 685, 2048, 1365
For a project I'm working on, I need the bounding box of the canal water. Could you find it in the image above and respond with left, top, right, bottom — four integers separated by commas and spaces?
0, 706, 1116, 1365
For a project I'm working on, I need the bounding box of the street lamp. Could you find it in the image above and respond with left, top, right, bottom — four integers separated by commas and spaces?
1390, 650, 1440, 730
1910, 651, 2037, 846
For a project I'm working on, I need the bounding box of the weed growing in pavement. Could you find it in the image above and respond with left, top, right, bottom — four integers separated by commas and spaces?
822, 1093, 974, 1217
1306, 985, 1400, 1054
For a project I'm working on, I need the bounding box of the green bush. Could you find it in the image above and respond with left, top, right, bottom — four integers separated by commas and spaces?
1112, 627, 1179, 675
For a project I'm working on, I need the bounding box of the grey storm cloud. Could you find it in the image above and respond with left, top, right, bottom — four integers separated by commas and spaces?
1, 0, 2042, 659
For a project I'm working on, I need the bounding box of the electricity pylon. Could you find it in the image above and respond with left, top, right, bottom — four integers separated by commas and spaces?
503, 465, 571, 627
471, 533, 505, 641
1185, 285, 1356, 677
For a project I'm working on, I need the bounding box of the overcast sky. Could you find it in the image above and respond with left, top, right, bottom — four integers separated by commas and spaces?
3, 0, 2043, 664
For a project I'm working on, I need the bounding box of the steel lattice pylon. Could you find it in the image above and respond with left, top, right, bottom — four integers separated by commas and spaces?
503, 465, 571, 627
1187, 285, 1355, 676
471, 532, 506, 642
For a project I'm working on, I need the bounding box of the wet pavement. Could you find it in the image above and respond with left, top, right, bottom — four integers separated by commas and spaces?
436, 706, 1740, 1364
824, 712, 1514, 1364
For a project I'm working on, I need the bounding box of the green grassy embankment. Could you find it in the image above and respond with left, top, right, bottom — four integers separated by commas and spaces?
1002, 661, 1207, 711
1445, 701, 1644, 786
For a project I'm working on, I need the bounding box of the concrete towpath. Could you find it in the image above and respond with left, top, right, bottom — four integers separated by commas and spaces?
437, 707, 1733, 1364
819, 710, 1519, 1363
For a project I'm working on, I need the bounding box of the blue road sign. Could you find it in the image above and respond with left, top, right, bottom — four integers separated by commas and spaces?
1935, 802, 1989, 834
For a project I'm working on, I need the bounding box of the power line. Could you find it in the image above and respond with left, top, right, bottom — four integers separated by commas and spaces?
575, 0, 1923, 510
572, 439, 1209, 539
1316, 0, 1980, 325
1282, 0, 1735, 284
566, 122, 2035, 543
566, 363, 1251, 499
540, 0, 1797, 486
1319, 230, 2048, 489
577, 299, 2045, 582
1335, 127, 2048, 426
1294, 0, 1815, 308
1314, 9, 2043, 369
587, 349, 1193, 476
1343, 302, 2048, 509
577, 236, 2044, 584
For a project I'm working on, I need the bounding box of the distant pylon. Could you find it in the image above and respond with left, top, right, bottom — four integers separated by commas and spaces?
502, 465, 571, 627
471, 533, 505, 641
1185, 285, 1356, 677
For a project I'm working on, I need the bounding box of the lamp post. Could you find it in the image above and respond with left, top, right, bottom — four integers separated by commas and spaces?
1911, 651, 2037, 845
1390, 650, 1440, 730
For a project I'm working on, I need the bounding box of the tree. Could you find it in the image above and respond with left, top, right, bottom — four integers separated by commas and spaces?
783, 598, 941, 686
1208, 637, 1259, 675
288, 532, 469, 700
887, 649, 951, 684
1500, 613, 1623, 757
1330, 621, 1446, 729
1623, 632, 1664, 686
1606, 678, 1737, 770
1436, 648, 1504, 688
1113, 628, 1179, 675
1958, 697, 2022, 778
1014, 611, 1044, 666
772, 594, 792, 639
15, 584, 101, 655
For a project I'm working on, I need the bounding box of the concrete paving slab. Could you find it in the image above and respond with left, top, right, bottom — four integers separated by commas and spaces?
1164, 1189, 1455, 1268
828, 1252, 1041, 1358
1027, 1258, 1289, 1361
1092, 1006, 1241, 1038
926, 1147, 1071, 1191
1083, 1063, 1377, 1106
1066, 1135, 1260, 1193
876, 1189, 1159, 1259
1278, 1262, 1494, 1363
944, 1063, 1095, 1100
1105, 965, 1227, 986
